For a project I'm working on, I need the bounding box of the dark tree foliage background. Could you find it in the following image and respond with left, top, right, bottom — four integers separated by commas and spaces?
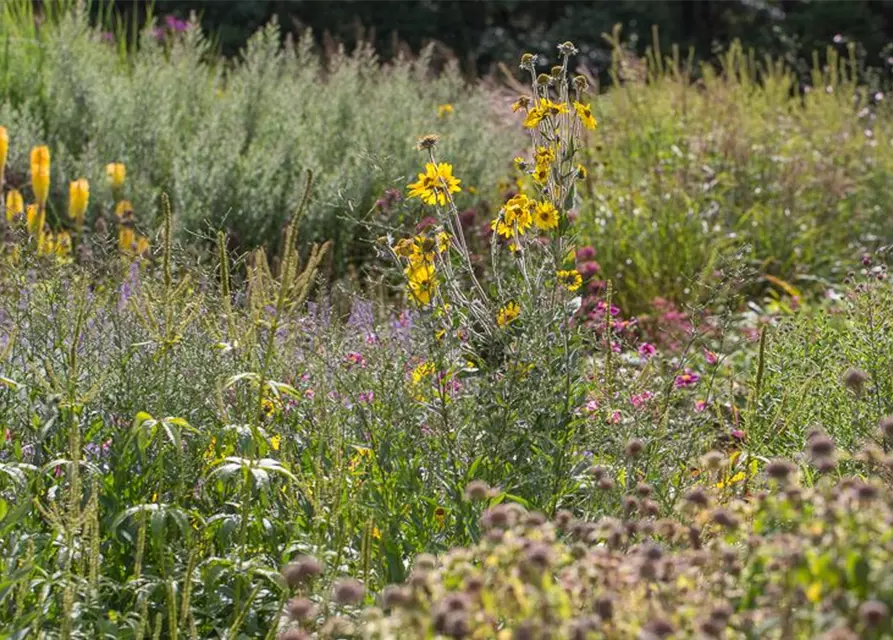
104, 0, 893, 78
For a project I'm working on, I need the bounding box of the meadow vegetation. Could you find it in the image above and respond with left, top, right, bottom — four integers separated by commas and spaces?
1, 4, 892, 639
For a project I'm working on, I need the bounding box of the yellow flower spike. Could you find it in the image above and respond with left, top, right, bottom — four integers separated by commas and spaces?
496, 301, 521, 327
407, 162, 462, 206
5, 189, 24, 222
30, 145, 51, 208
38, 232, 55, 257
0, 126, 8, 177
574, 101, 598, 130
135, 235, 150, 257
106, 162, 126, 189
437, 103, 454, 118
556, 269, 583, 292
68, 178, 90, 228
118, 226, 134, 254
25, 204, 39, 233
115, 200, 134, 221
533, 201, 559, 230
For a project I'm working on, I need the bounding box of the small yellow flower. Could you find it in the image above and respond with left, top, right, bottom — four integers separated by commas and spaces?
106, 162, 126, 188
68, 178, 90, 228
5, 189, 24, 222
513, 156, 527, 170
496, 301, 521, 327
574, 101, 597, 130
372, 526, 382, 540
557, 269, 582, 291
576, 164, 588, 180
411, 361, 436, 384
270, 434, 281, 451
30, 145, 51, 207
534, 146, 555, 166
437, 103, 454, 118
533, 201, 559, 230
407, 162, 462, 206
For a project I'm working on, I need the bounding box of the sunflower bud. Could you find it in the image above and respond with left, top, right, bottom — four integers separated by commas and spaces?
557, 41, 579, 56
416, 134, 440, 151
536, 73, 552, 86
573, 75, 590, 92
520, 53, 536, 68
68, 178, 90, 228
550, 65, 563, 78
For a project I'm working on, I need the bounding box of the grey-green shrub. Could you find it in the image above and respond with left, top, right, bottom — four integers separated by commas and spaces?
0, 5, 520, 270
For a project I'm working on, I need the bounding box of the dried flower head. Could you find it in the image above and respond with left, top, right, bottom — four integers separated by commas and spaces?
281, 556, 322, 589
880, 415, 893, 441
701, 450, 725, 470
332, 578, 365, 605
625, 438, 644, 458
286, 597, 317, 621
859, 600, 888, 627
416, 134, 440, 151
464, 480, 490, 502
843, 367, 869, 393
278, 629, 309, 640
765, 459, 796, 482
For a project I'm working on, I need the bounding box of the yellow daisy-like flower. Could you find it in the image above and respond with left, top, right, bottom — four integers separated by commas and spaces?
115, 200, 134, 221
574, 101, 597, 130
437, 103, 454, 118
557, 269, 583, 291
492, 194, 534, 239
436, 231, 451, 253
532, 164, 550, 185
118, 226, 134, 254
496, 301, 521, 327
533, 201, 559, 230
405, 261, 437, 306
522, 106, 545, 128
534, 146, 555, 166
576, 164, 588, 180
541, 98, 569, 117
407, 162, 462, 206
5, 189, 24, 222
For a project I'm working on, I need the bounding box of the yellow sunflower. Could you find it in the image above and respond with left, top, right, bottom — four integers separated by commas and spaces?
407, 162, 462, 206
557, 269, 583, 291
574, 101, 597, 130
533, 201, 559, 230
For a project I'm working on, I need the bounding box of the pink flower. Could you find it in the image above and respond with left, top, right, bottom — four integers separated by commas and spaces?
630, 391, 653, 408
343, 352, 367, 369
731, 429, 745, 441
704, 349, 718, 365
674, 369, 700, 388
578, 261, 601, 279
694, 399, 708, 412
576, 246, 596, 262
304, 389, 316, 399
638, 343, 656, 359
609, 411, 622, 424
358, 391, 374, 404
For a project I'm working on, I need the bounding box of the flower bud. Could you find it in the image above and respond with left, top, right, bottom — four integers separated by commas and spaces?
106, 162, 126, 189
68, 178, 90, 228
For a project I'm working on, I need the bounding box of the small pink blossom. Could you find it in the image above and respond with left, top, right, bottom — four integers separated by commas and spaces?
731, 429, 746, 441
630, 391, 653, 408
358, 391, 374, 404
638, 343, 656, 359
694, 399, 708, 412
343, 352, 367, 369
674, 369, 700, 388
704, 349, 718, 365
609, 411, 622, 424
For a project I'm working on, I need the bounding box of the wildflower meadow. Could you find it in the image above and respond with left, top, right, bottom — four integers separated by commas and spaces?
1, 4, 893, 639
